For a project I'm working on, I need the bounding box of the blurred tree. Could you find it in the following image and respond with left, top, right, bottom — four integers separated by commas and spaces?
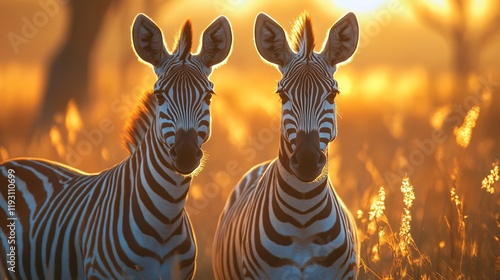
33, 0, 117, 137
412, 0, 500, 100
412, 0, 500, 155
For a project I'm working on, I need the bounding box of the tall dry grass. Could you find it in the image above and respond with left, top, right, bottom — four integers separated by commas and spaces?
357, 106, 499, 279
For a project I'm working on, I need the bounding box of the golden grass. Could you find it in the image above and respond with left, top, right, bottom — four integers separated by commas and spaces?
357, 104, 500, 279
453, 106, 480, 148
369, 186, 386, 221
399, 177, 415, 257
481, 161, 499, 194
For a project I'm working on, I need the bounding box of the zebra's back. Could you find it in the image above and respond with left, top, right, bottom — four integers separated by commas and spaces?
0, 159, 91, 279
0, 158, 196, 279
221, 161, 271, 217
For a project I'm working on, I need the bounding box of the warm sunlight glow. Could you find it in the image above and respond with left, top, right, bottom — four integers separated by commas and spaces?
0, 63, 43, 124
227, 120, 249, 145
393, 67, 427, 100
101, 148, 110, 161
361, 69, 390, 99
471, 0, 489, 19
66, 100, 83, 144
335, 72, 352, 95
453, 106, 480, 148
431, 105, 452, 129
425, 0, 452, 14
2, 1, 499, 277
0, 147, 9, 162
49, 126, 65, 157
371, 245, 381, 262
333, 0, 389, 13
426, 0, 447, 7
214, 0, 251, 14
190, 184, 203, 200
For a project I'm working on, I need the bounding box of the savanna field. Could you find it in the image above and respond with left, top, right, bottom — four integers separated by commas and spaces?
1, 0, 499, 279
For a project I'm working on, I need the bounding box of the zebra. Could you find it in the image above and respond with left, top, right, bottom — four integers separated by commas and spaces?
0, 13, 232, 279
213, 12, 359, 279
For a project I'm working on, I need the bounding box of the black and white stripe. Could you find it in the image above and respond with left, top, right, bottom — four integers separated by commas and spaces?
213, 12, 359, 279
0, 13, 232, 280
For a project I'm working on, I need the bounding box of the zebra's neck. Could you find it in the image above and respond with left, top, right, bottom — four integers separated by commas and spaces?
274, 135, 331, 223
123, 117, 191, 241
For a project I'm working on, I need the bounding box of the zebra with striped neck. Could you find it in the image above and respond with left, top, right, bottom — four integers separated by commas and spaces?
213, 12, 359, 279
0, 13, 232, 279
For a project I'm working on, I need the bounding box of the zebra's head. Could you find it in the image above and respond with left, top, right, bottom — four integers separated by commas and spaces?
255, 12, 359, 182
132, 14, 232, 175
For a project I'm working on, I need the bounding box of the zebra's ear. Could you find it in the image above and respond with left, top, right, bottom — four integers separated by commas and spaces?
198, 16, 233, 68
132, 13, 170, 68
254, 13, 293, 68
320, 12, 359, 66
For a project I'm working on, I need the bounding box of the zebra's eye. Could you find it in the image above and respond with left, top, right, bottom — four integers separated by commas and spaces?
326, 90, 339, 103
154, 91, 166, 104
276, 89, 290, 104
204, 91, 215, 104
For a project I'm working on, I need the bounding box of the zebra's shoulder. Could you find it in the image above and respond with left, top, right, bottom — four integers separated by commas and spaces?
225, 160, 274, 208
122, 92, 157, 154
239, 160, 274, 188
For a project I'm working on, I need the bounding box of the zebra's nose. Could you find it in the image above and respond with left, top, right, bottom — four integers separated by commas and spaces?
169, 129, 203, 175
290, 131, 326, 182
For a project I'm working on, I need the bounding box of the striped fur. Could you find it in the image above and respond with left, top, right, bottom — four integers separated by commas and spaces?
0, 13, 232, 280
213, 12, 359, 279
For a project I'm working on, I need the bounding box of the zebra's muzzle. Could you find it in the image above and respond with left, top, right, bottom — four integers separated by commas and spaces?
169, 129, 203, 175
290, 130, 326, 182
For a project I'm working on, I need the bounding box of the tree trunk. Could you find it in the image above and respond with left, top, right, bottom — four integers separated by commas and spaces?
451, 35, 474, 102
34, 0, 115, 135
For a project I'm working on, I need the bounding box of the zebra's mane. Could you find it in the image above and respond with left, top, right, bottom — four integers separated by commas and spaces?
122, 92, 157, 154
173, 19, 193, 60
291, 12, 315, 58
